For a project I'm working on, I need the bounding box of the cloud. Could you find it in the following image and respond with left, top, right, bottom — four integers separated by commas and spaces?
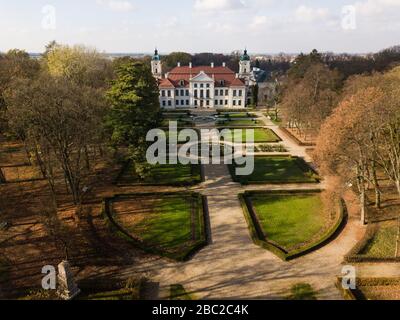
295, 5, 330, 23
97, 0, 135, 12
354, 0, 400, 15
249, 16, 268, 29
194, 0, 245, 12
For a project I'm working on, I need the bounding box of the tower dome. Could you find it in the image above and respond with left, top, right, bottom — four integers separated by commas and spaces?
152, 48, 160, 61
240, 49, 250, 61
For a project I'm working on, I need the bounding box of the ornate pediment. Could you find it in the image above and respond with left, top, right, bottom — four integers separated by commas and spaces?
190, 71, 214, 82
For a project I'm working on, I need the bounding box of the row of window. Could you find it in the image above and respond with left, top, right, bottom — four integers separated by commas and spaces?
161, 99, 244, 107
194, 83, 210, 88
215, 99, 242, 106
161, 89, 244, 98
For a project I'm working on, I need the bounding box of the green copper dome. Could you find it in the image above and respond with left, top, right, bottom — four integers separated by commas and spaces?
240, 49, 250, 61
152, 49, 160, 61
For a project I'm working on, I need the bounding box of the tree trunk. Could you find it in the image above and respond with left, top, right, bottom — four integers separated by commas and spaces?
371, 162, 381, 209
396, 180, 400, 199
0, 168, 6, 183
396, 218, 400, 258
360, 189, 367, 225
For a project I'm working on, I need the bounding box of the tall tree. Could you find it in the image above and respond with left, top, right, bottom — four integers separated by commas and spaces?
106, 61, 161, 177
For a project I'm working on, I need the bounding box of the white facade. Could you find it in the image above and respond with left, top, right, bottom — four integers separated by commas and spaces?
153, 50, 252, 109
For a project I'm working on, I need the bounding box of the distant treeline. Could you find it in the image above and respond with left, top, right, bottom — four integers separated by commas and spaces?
157, 45, 400, 80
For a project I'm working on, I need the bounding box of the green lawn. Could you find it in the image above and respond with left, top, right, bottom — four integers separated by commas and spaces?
118, 162, 202, 186
218, 112, 258, 118
230, 156, 319, 184
220, 128, 280, 143
361, 221, 398, 258
217, 119, 262, 126
250, 193, 326, 250
112, 194, 205, 260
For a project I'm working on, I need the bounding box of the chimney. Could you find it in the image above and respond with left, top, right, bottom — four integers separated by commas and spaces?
222, 62, 226, 67
177, 62, 181, 67
189, 62, 192, 68
211, 62, 214, 68
235, 73, 239, 79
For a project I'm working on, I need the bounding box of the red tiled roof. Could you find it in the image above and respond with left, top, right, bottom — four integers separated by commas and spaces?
162, 65, 245, 88
169, 66, 235, 75
159, 78, 175, 88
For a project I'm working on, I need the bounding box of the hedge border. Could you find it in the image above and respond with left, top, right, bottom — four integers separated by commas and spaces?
336, 277, 400, 300
102, 192, 209, 262
215, 127, 282, 143
345, 222, 400, 263
113, 160, 204, 187
239, 190, 347, 261
229, 156, 320, 185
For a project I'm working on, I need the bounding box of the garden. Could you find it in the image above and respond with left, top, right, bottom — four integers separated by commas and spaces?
116, 161, 202, 186
240, 191, 344, 260
103, 193, 208, 261
219, 128, 281, 143
229, 156, 319, 184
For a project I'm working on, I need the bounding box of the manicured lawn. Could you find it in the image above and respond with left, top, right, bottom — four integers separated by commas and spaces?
217, 119, 262, 126
118, 162, 202, 186
230, 156, 319, 184
250, 193, 326, 250
218, 112, 258, 118
361, 221, 398, 258
110, 194, 206, 260
220, 128, 280, 143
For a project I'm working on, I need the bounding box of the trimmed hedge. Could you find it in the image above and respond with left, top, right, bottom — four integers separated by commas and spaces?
102, 192, 209, 262
345, 222, 400, 263
336, 277, 400, 300
114, 160, 203, 187
229, 156, 320, 185
239, 190, 346, 261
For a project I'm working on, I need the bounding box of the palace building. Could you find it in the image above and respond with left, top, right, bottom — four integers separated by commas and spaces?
151, 49, 255, 109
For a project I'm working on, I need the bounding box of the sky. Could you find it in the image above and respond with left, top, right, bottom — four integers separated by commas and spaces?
0, 0, 399, 54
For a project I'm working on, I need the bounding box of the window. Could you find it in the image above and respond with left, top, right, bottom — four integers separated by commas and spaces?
168, 101, 172, 106
161, 90, 165, 97
167, 90, 171, 97
238, 90, 242, 97
162, 101, 166, 107
200, 83, 204, 88
186, 90, 189, 96
220, 100, 223, 105
194, 100, 198, 106
215, 90, 218, 96
180, 89, 184, 96
194, 90, 198, 98
220, 80, 224, 86
233, 90, 237, 97
238, 100, 242, 106
206, 83, 210, 88
186, 100, 189, 105
225, 100, 228, 105
233, 100, 236, 106
194, 83, 198, 88
176, 100, 180, 106
206, 90, 210, 98
176, 90, 179, 96
220, 90, 223, 96
206, 100, 210, 106
180, 80, 185, 86
225, 89, 228, 95
200, 90, 204, 98
215, 100, 218, 105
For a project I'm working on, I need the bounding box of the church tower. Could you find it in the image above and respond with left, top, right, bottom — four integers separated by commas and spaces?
151, 48, 162, 79
238, 49, 251, 79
